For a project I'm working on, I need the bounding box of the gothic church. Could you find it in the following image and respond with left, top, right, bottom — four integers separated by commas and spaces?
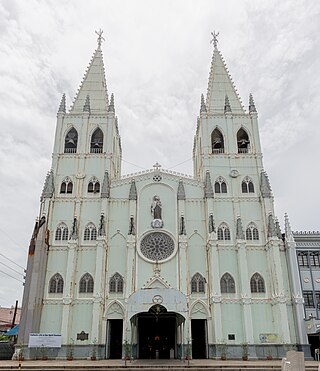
18, 32, 308, 359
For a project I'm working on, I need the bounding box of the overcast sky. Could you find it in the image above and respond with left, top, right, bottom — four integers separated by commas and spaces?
0, 0, 319, 308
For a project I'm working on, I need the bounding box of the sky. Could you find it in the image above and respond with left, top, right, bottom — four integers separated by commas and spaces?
0, 0, 319, 308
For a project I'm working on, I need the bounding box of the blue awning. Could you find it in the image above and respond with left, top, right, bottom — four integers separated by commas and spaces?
6, 325, 19, 336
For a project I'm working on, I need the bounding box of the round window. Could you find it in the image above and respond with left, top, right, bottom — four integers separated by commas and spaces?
140, 232, 174, 261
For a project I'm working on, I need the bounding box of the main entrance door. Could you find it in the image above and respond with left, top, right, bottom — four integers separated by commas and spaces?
137, 305, 177, 359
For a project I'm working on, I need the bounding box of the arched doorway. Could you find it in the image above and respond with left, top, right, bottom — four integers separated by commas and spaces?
132, 304, 185, 359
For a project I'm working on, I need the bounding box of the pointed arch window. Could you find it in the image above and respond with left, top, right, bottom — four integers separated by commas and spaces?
220, 273, 236, 293
191, 273, 206, 293
237, 128, 250, 154
250, 273, 265, 293
60, 177, 73, 194
241, 176, 254, 193
109, 273, 124, 293
49, 273, 64, 294
211, 128, 224, 154
214, 176, 227, 193
217, 223, 231, 240
84, 223, 97, 241
79, 273, 94, 293
64, 128, 78, 153
246, 223, 259, 240
88, 177, 100, 193
90, 128, 104, 154
55, 223, 68, 241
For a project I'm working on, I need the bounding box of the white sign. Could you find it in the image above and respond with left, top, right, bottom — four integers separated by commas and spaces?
28, 333, 62, 348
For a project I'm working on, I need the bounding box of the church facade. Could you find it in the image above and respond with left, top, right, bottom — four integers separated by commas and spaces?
18, 33, 309, 359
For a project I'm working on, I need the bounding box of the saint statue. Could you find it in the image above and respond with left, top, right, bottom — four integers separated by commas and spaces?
151, 195, 162, 220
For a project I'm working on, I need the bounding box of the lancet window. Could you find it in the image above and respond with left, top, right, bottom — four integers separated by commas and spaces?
60, 177, 73, 194
90, 128, 104, 153
109, 273, 124, 293
214, 176, 227, 193
220, 273, 236, 293
64, 128, 78, 153
79, 273, 94, 293
88, 177, 100, 193
241, 176, 255, 193
191, 273, 206, 293
211, 128, 224, 154
250, 273, 265, 293
246, 223, 259, 240
55, 223, 69, 241
237, 128, 250, 153
84, 223, 97, 241
49, 273, 64, 294
217, 223, 231, 240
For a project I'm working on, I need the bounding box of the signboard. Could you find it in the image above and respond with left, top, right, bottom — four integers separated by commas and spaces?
259, 333, 278, 343
28, 333, 62, 348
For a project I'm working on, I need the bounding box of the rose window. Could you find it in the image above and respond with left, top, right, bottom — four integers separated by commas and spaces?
140, 232, 174, 261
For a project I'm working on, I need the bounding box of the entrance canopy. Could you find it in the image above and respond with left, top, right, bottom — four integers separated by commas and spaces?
127, 288, 188, 320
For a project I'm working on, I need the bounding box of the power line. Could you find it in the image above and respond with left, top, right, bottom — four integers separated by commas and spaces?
122, 158, 147, 170
168, 157, 192, 170
0, 227, 27, 252
0, 252, 25, 271
0, 270, 24, 284
0, 261, 25, 277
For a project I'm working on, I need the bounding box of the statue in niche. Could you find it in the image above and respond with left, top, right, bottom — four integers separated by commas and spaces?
70, 217, 78, 240
151, 195, 163, 228
129, 216, 135, 235
99, 214, 105, 236
209, 214, 215, 233
179, 216, 186, 235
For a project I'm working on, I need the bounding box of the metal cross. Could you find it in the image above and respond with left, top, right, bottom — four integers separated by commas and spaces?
210, 31, 219, 49
95, 29, 105, 47
153, 162, 162, 171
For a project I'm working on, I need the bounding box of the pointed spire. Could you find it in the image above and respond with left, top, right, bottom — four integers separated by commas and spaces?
285, 213, 295, 243
70, 39, 109, 113
275, 218, 282, 240
41, 170, 54, 200
177, 180, 186, 200
108, 93, 115, 112
200, 94, 207, 114
83, 94, 91, 113
224, 94, 232, 114
236, 216, 245, 240
260, 171, 272, 198
268, 214, 277, 238
206, 33, 245, 114
249, 93, 257, 113
58, 94, 66, 113
129, 179, 137, 200
204, 171, 214, 198
101, 171, 110, 198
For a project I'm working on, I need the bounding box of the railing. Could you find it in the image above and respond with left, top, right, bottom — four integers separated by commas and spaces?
212, 148, 224, 154
64, 148, 77, 153
238, 148, 249, 154
90, 147, 103, 154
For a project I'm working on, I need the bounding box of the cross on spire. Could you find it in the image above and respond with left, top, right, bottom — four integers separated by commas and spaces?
210, 30, 219, 49
95, 29, 105, 47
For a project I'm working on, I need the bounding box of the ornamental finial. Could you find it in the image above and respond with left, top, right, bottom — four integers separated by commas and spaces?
95, 29, 105, 47
210, 30, 219, 49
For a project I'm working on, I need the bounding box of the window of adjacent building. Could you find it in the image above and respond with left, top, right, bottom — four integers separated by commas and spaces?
217, 223, 231, 240
297, 252, 309, 267
211, 128, 224, 154
49, 273, 64, 294
90, 128, 104, 153
55, 223, 68, 241
79, 273, 94, 293
220, 273, 236, 293
64, 128, 78, 153
191, 273, 206, 293
250, 273, 265, 293
214, 177, 227, 193
303, 291, 315, 308
60, 177, 73, 194
241, 176, 254, 193
109, 273, 124, 293
84, 223, 97, 241
237, 128, 250, 153
88, 177, 100, 193
246, 223, 259, 240
310, 252, 320, 268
